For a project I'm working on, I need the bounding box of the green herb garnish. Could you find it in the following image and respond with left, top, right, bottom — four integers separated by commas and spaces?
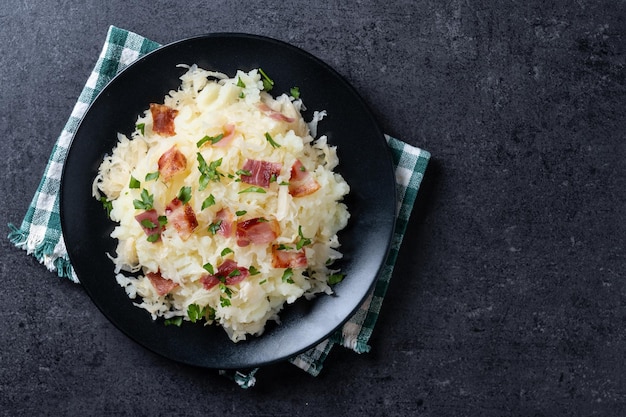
100, 197, 113, 216
133, 189, 154, 210
296, 225, 312, 250
238, 186, 266, 194
197, 133, 224, 148
187, 304, 206, 323
197, 154, 223, 189
140, 219, 156, 229
129, 176, 140, 189
145, 171, 159, 181
136, 123, 145, 135
281, 268, 295, 284
259, 68, 274, 91
249, 266, 260, 276
164, 317, 183, 327
177, 186, 192, 204
265, 132, 281, 148
203, 262, 215, 275
328, 273, 345, 285
221, 247, 233, 257
146, 233, 160, 243
235, 210, 247, 216
208, 220, 222, 235
290, 86, 300, 99
201, 194, 216, 210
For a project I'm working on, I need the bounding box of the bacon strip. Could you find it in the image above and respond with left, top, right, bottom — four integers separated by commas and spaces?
257, 102, 295, 123
134, 209, 163, 242
146, 271, 178, 296
288, 159, 320, 197
201, 259, 250, 290
200, 274, 220, 290
271, 245, 308, 268
150, 103, 178, 136
236, 217, 280, 247
215, 208, 234, 237
165, 197, 198, 241
158, 145, 187, 181
240, 159, 282, 188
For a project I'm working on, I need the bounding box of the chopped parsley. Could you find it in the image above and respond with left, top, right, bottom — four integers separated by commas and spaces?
136, 123, 145, 135
276, 244, 294, 251
202, 262, 215, 275
328, 273, 345, 285
236, 169, 251, 177
265, 132, 281, 148
100, 197, 113, 216
290, 86, 300, 99
197, 154, 223, 189
197, 133, 224, 148
177, 186, 192, 204
259, 68, 274, 91
145, 171, 159, 181
296, 225, 312, 250
281, 268, 295, 284
146, 233, 160, 243
187, 304, 206, 323
235, 210, 247, 216
133, 189, 154, 210
238, 186, 266, 194
220, 296, 231, 307
249, 266, 260, 276
129, 176, 140, 189
201, 194, 216, 210
221, 247, 233, 257
208, 220, 222, 235
140, 219, 156, 229
164, 317, 183, 327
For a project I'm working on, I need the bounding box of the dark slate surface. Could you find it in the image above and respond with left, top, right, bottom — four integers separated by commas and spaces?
1, 1, 624, 416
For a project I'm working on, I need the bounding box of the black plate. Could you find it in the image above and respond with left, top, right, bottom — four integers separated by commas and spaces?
60, 33, 396, 369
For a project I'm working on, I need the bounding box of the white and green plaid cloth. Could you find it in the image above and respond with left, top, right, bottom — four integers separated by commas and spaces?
8, 26, 430, 388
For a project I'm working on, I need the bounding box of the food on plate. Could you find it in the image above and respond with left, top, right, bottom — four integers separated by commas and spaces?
92, 65, 350, 342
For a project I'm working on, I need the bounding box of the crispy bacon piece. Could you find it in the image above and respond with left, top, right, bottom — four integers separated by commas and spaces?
240, 159, 282, 188
215, 208, 234, 237
271, 245, 308, 269
150, 103, 178, 136
146, 271, 178, 296
201, 259, 250, 290
158, 145, 187, 181
236, 217, 280, 247
165, 197, 198, 241
257, 102, 295, 123
200, 274, 220, 290
134, 209, 163, 242
288, 159, 321, 197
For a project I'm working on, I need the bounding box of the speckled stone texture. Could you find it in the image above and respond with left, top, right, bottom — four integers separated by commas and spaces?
1, 1, 624, 416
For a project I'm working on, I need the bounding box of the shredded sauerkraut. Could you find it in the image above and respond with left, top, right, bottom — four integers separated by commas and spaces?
92, 65, 350, 342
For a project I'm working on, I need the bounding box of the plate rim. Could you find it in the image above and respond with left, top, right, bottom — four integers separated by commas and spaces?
60, 32, 397, 369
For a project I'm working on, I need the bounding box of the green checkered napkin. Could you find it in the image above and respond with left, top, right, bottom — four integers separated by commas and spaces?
8, 26, 430, 388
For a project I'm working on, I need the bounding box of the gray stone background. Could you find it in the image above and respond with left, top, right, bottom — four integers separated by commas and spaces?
1, 1, 624, 416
